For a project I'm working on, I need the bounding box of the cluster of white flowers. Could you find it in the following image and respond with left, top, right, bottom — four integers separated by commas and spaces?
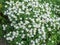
4, 31, 19, 41
3, 0, 60, 45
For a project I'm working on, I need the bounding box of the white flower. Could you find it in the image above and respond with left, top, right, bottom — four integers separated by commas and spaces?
21, 30, 24, 33
4, 35, 6, 38
6, 37, 13, 41
27, 34, 30, 37
31, 35, 34, 37
49, 38, 51, 41
16, 42, 19, 44
6, 37, 9, 40
25, 9, 30, 15
15, 26, 19, 29
18, 43, 21, 45
35, 39, 39, 43
52, 40, 54, 43
21, 41, 24, 44
33, 28, 36, 35
5, 5, 8, 8
12, 15, 17, 19
48, 28, 51, 31
12, 31, 16, 36
12, 36, 14, 39
31, 40, 35, 45
6, 33, 11, 36
10, 0, 14, 4
5, 1, 10, 4
20, 18, 22, 20
57, 18, 60, 21
25, 20, 29, 24
2, 24, 7, 30
21, 34, 25, 38
22, 5, 26, 10
38, 29, 42, 34
38, 36, 41, 38
28, 25, 32, 28
24, 0, 29, 2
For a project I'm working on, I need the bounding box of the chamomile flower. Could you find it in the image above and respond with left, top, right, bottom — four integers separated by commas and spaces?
3, 0, 60, 45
